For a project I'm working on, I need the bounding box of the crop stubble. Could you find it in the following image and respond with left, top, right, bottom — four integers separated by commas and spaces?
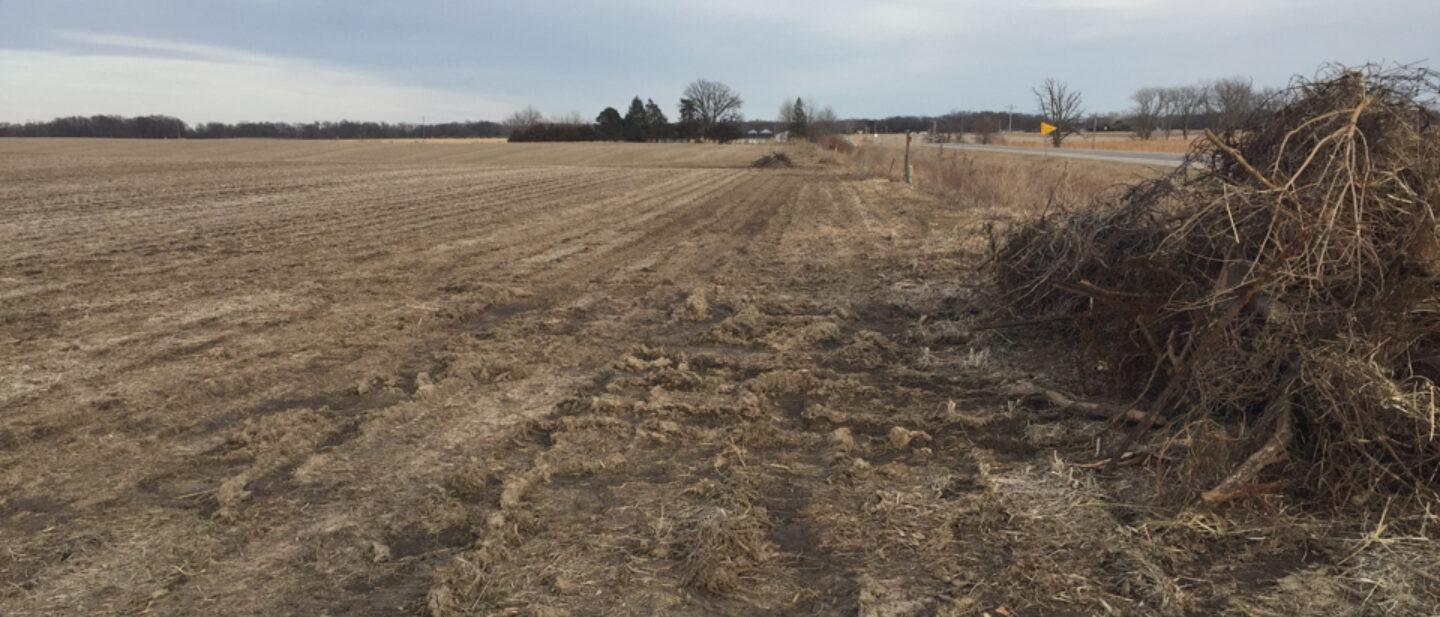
1, 140, 1419, 616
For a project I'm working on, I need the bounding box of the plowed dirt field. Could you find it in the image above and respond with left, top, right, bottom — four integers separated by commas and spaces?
2, 140, 1425, 617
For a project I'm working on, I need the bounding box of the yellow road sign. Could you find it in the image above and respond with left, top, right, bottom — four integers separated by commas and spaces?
1040, 122, 1057, 136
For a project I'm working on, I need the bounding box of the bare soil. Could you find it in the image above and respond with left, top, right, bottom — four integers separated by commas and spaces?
1, 140, 1433, 616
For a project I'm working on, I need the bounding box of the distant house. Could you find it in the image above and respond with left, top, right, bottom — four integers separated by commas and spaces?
742, 128, 779, 144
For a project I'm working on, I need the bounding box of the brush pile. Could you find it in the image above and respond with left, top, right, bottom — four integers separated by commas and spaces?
751, 152, 794, 168
992, 65, 1440, 506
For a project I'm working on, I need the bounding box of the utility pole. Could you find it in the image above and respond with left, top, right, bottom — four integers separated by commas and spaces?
1007, 104, 1014, 133
421, 116, 426, 140
1090, 115, 1098, 149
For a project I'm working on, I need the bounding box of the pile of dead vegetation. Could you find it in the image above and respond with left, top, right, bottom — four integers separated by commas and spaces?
991, 65, 1440, 509
751, 152, 794, 168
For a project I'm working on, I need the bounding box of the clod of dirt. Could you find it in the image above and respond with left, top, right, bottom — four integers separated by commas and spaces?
499, 464, 551, 511
214, 471, 254, 518
858, 574, 931, 617
621, 353, 671, 372
370, 541, 393, 563
829, 427, 856, 452
887, 426, 930, 450
355, 375, 381, 395
708, 305, 767, 344
413, 372, 437, 399
763, 319, 843, 352
672, 289, 712, 321
638, 418, 684, 443
445, 456, 502, 496
678, 506, 778, 593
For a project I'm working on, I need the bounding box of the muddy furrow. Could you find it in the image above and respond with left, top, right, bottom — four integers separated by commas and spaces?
0, 149, 802, 616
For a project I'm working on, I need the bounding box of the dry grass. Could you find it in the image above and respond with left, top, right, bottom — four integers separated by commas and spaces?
997, 133, 1199, 153
364, 137, 510, 143
858, 132, 1199, 154
844, 142, 1166, 220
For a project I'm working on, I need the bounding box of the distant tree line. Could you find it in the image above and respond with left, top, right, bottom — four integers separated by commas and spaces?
0, 115, 503, 139
508, 79, 746, 144
1126, 76, 1283, 140
3, 75, 1288, 146
852, 112, 1046, 135
776, 98, 844, 140
1017, 74, 1286, 147
850, 74, 1283, 148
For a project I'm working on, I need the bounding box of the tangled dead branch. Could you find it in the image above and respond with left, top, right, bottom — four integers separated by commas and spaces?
991, 64, 1440, 507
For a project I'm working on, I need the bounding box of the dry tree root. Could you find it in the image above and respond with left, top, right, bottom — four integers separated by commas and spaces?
1002, 381, 1159, 426
1201, 398, 1294, 503
990, 64, 1440, 506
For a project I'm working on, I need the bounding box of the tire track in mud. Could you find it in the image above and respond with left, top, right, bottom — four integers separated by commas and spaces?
426, 168, 747, 267
4, 166, 580, 261
5, 162, 659, 269
0, 166, 746, 414
0, 146, 807, 617
0, 166, 616, 317
99, 168, 804, 617
415, 169, 1165, 617
417, 169, 1020, 617
0, 166, 692, 378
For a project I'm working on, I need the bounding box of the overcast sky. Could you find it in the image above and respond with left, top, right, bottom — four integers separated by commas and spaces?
0, 0, 1434, 124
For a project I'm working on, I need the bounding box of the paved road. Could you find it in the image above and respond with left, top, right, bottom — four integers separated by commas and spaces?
935, 142, 1187, 167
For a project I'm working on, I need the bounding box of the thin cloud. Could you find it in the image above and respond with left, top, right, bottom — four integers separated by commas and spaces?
0, 1, 1435, 122
0, 31, 514, 124
52, 29, 275, 65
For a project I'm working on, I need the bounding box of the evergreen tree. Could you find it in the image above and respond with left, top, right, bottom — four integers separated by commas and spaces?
789, 97, 809, 139
644, 99, 669, 140
677, 98, 701, 142
595, 107, 624, 141
623, 96, 647, 142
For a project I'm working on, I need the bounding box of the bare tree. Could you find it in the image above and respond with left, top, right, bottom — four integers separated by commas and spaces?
682, 79, 743, 141
503, 106, 544, 136
777, 99, 794, 126
778, 98, 805, 139
809, 105, 838, 138
1210, 76, 1256, 131
1157, 88, 1178, 139
1171, 85, 1207, 139
551, 111, 586, 126
930, 110, 965, 143
973, 114, 1002, 144
1256, 86, 1287, 114
1033, 78, 1085, 147
1130, 87, 1162, 140
802, 98, 822, 135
